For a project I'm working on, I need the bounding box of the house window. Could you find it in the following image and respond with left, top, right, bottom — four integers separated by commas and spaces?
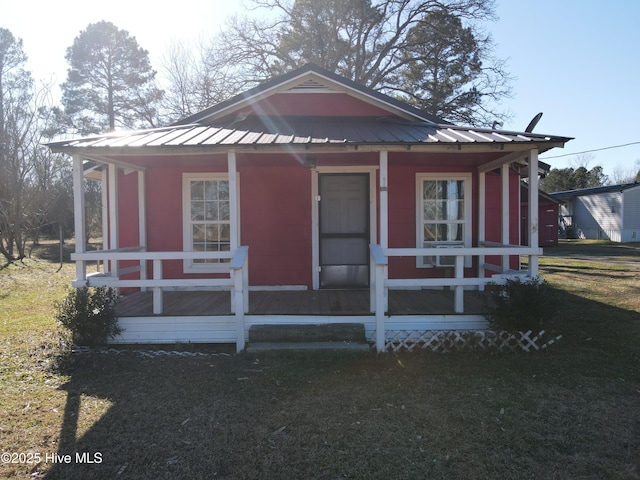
183, 174, 232, 273
416, 173, 472, 267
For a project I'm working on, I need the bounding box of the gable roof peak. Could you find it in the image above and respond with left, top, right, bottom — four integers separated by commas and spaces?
174, 63, 450, 127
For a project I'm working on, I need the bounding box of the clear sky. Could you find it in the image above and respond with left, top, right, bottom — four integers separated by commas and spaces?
3, 0, 639, 181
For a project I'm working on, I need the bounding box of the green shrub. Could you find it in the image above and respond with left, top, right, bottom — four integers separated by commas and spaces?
483, 277, 561, 332
54, 285, 121, 346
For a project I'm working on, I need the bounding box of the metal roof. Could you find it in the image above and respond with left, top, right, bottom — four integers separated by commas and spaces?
551, 181, 640, 198
47, 116, 571, 153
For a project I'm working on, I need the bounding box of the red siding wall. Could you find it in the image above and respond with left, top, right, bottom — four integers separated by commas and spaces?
116, 154, 523, 288
224, 93, 394, 119
238, 159, 312, 286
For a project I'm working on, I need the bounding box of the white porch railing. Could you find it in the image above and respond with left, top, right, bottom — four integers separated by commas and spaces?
71, 246, 250, 352
369, 243, 542, 352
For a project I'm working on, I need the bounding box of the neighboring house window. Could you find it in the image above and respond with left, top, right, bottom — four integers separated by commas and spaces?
183, 174, 232, 273
416, 173, 472, 267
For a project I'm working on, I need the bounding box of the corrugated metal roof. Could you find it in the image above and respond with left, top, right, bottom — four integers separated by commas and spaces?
48, 116, 570, 153
551, 181, 640, 198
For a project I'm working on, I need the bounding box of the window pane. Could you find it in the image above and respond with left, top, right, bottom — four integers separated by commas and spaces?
423, 181, 437, 200
205, 201, 219, 221
191, 181, 204, 201
206, 224, 219, 242
220, 224, 230, 241
192, 225, 205, 242
205, 181, 218, 200
191, 203, 204, 221
219, 201, 230, 221
424, 224, 437, 242
423, 200, 440, 221
218, 181, 229, 200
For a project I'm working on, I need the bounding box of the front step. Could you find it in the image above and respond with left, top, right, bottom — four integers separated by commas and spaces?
247, 323, 370, 352
249, 323, 367, 343
246, 341, 371, 352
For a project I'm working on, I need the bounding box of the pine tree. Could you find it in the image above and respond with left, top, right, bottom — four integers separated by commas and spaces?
60, 21, 164, 135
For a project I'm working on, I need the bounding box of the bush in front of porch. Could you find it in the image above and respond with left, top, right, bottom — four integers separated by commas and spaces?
483, 277, 562, 333
54, 284, 121, 347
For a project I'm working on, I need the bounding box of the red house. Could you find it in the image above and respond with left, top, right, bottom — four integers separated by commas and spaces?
48, 65, 571, 352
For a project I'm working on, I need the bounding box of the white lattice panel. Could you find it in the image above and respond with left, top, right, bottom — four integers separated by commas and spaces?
385, 329, 562, 353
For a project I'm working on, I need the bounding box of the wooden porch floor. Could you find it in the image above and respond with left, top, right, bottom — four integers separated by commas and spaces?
115, 289, 487, 317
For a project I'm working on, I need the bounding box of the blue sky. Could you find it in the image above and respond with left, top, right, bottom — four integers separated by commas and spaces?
3, 0, 639, 181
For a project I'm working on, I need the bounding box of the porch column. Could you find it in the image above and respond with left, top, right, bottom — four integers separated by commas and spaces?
138, 170, 148, 285
501, 163, 510, 272
528, 148, 540, 276
379, 151, 389, 315
101, 167, 109, 274
227, 151, 239, 249
72, 156, 86, 283
478, 171, 486, 288
228, 150, 244, 347
108, 164, 119, 277
379, 151, 388, 248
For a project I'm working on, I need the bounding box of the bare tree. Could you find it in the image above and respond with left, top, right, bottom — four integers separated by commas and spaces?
0, 28, 71, 262
160, 39, 241, 123
610, 159, 640, 184
175, 0, 510, 126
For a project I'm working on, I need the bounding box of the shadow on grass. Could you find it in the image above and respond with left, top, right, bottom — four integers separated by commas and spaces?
44, 293, 639, 480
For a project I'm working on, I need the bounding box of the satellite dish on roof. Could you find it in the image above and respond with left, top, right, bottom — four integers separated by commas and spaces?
525, 112, 543, 133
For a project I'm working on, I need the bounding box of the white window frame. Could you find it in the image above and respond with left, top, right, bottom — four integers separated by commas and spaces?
182, 173, 238, 274
416, 173, 472, 268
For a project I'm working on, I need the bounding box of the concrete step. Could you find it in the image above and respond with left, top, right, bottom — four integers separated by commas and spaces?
246, 341, 372, 353
248, 323, 366, 344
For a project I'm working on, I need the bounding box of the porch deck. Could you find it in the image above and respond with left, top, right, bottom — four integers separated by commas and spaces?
116, 288, 487, 317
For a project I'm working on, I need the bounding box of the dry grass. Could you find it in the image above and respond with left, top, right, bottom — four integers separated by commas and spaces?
0, 240, 639, 479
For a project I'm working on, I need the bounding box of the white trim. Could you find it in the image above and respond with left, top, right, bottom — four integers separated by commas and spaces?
182, 172, 239, 274
111, 313, 487, 346
416, 173, 473, 268
311, 165, 379, 290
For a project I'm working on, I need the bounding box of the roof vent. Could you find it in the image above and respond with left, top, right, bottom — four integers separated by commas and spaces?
288, 79, 334, 92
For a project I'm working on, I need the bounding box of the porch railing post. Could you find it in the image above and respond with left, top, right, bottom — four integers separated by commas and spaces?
152, 259, 163, 314
454, 255, 464, 313
230, 246, 249, 352
233, 265, 245, 353
370, 244, 388, 352
375, 262, 386, 352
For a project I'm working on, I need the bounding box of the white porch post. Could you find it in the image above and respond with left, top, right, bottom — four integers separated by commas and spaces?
478, 171, 486, 288
108, 164, 119, 277
528, 148, 540, 276
72, 156, 86, 283
379, 151, 388, 248
138, 170, 147, 285
228, 150, 245, 349
228, 151, 239, 250
378, 150, 389, 316
501, 163, 510, 272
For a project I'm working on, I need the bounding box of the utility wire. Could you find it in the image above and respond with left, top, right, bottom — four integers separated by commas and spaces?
541, 141, 640, 159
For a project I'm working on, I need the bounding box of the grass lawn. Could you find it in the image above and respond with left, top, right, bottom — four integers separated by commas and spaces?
1, 240, 639, 479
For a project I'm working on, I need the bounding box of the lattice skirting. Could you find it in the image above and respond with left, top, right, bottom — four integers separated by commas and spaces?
385, 329, 562, 353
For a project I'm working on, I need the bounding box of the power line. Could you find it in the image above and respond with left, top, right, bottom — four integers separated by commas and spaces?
541, 141, 640, 159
